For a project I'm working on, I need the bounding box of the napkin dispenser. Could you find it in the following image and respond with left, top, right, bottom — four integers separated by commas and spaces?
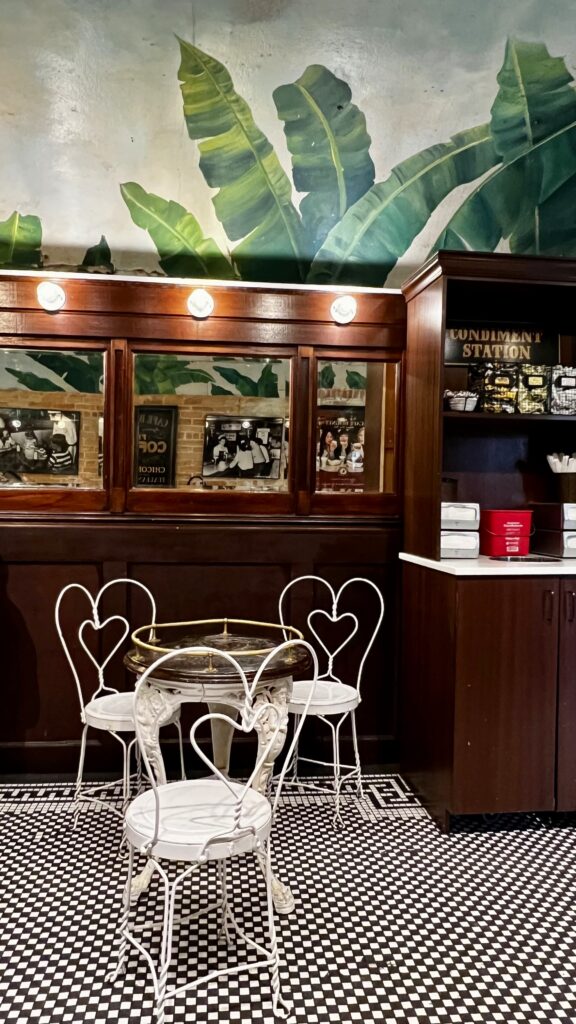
441, 531, 480, 559
441, 502, 480, 531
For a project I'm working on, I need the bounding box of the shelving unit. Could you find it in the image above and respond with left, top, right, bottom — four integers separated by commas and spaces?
400, 251, 576, 829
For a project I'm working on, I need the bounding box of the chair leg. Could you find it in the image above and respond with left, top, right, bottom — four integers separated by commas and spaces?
155, 867, 174, 1024
135, 742, 143, 795
74, 724, 89, 828
106, 843, 134, 981
174, 718, 186, 780
350, 709, 363, 798
264, 842, 291, 1019
331, 717, 344, 828
217, 861, 232, 946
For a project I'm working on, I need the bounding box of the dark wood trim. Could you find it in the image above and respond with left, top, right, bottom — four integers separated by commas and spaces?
0, 275, 405, 326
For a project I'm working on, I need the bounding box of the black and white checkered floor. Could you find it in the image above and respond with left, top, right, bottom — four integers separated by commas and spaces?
2, 775, 576, 1023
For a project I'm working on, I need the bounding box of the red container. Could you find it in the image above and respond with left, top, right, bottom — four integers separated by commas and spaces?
479, 531, 530, 556
480, 508, 532, 556
481, 509, 533, 536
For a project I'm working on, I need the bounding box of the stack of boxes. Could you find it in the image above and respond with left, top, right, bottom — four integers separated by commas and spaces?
479, 509, 533, 556
440, 502, 480, 558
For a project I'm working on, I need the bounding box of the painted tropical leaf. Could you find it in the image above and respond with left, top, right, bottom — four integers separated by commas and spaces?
254, 362, 279, 397
120, 182, 236, 279
491, 39, 576, 163
213, 366, 258, 395
346, 369, 367, 389
135, 354, 216, 395
0, 211, 42, 267
318, 363, 335, 388
432, 41, 576, 255
80, 235, 114, 272
210, 385, 234, 395
3, 369, 64, 392
213, 364, 279, 397
307, 124, 499, 286
273, 65, 375, 252
177, 38, 308, 283
24, 352, 103, 393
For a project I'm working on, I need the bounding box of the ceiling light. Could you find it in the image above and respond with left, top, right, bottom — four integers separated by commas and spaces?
36, 281, 66, 312
330, 294, 357, 324
187, 288, 215, 318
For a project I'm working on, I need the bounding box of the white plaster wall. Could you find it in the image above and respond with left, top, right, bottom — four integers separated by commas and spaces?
0, 0, 574, 283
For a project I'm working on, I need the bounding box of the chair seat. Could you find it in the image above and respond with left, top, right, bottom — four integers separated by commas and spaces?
84, 691, 181, 733
84, 692, 136, 731
125, 778, 272, 861
289, 678, 359, 716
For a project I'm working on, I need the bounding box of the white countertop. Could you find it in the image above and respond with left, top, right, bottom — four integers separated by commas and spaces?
399, 552, 576, 576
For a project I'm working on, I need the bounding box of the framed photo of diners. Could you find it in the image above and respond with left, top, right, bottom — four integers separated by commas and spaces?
0, 407, 81, 476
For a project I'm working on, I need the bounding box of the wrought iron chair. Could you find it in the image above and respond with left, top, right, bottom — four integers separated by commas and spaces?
55, 578, 185, 823
107, 639, 317, 1024
278, 575, 384, 823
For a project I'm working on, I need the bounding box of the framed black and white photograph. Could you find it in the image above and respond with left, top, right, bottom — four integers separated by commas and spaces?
316, 405, 365, 492
202, 415, 284, 480
134, 406, 178, 487
0, 408, 80, 475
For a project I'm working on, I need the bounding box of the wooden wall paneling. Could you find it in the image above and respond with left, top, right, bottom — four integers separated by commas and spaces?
452, 577, 558, 814
403, 277, 446, 559
0, 562, 102, 774
400, 563, 457, 828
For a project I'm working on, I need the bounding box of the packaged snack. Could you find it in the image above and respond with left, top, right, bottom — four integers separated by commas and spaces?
517, 364, 550, 414
551, 366, 576, 414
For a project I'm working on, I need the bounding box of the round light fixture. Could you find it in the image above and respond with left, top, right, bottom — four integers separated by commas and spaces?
330, 294, 357, 324
186, 288, 215, 319
36, 281, 66, 312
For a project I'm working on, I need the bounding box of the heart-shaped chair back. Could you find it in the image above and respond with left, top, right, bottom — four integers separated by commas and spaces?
279, 575, 384, 693
55, 577, 157, 710
133, 639, 319, 854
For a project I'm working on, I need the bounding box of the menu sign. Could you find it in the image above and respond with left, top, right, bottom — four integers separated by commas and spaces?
134, 406, 178, 487
445, 324, 558, 365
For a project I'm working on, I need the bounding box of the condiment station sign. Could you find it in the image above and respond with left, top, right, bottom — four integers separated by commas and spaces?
134, 406, 178, 487
445, 325, 558, 364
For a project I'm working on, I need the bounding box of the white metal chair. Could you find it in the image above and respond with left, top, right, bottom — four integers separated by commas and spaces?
278, 575, 384, 823
55, 578, 185, 823
107, 639, 317, 1024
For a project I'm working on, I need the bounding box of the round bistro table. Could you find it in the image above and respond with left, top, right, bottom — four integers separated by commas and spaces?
124, 618, 310, 914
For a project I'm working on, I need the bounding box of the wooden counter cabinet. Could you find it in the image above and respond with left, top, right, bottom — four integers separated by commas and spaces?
401, 560, 576, 829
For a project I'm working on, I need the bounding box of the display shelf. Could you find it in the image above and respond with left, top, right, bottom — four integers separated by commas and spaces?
443, 411, 576, 422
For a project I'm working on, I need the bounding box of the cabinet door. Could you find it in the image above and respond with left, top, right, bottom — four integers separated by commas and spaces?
452, 577, 559, 814
557, 578, 576, 810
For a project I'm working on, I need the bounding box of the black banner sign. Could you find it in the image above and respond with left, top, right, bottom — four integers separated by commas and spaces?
134, 406, 178, 487
445, 325, 558, 366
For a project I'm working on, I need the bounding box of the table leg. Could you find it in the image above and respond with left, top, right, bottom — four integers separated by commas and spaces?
206, 702, 238, 775
251, 680, 295, 915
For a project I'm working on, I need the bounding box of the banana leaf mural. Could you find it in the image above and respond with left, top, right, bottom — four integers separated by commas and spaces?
272, 64, 375, 253
119, 36, 576, 288
433, 39, 576, 256
120, 183, 236, 279
177, 38, 308, 282
0, 211, 42, 268
0, 351, 104, 393
134, 354, 282, 397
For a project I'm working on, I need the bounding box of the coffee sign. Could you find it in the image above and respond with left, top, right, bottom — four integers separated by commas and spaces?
445, 325, 558, 365
134, 406, 178, 487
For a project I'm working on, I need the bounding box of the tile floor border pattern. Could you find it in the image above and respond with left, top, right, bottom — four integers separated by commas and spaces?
2, 774, 576, 1023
